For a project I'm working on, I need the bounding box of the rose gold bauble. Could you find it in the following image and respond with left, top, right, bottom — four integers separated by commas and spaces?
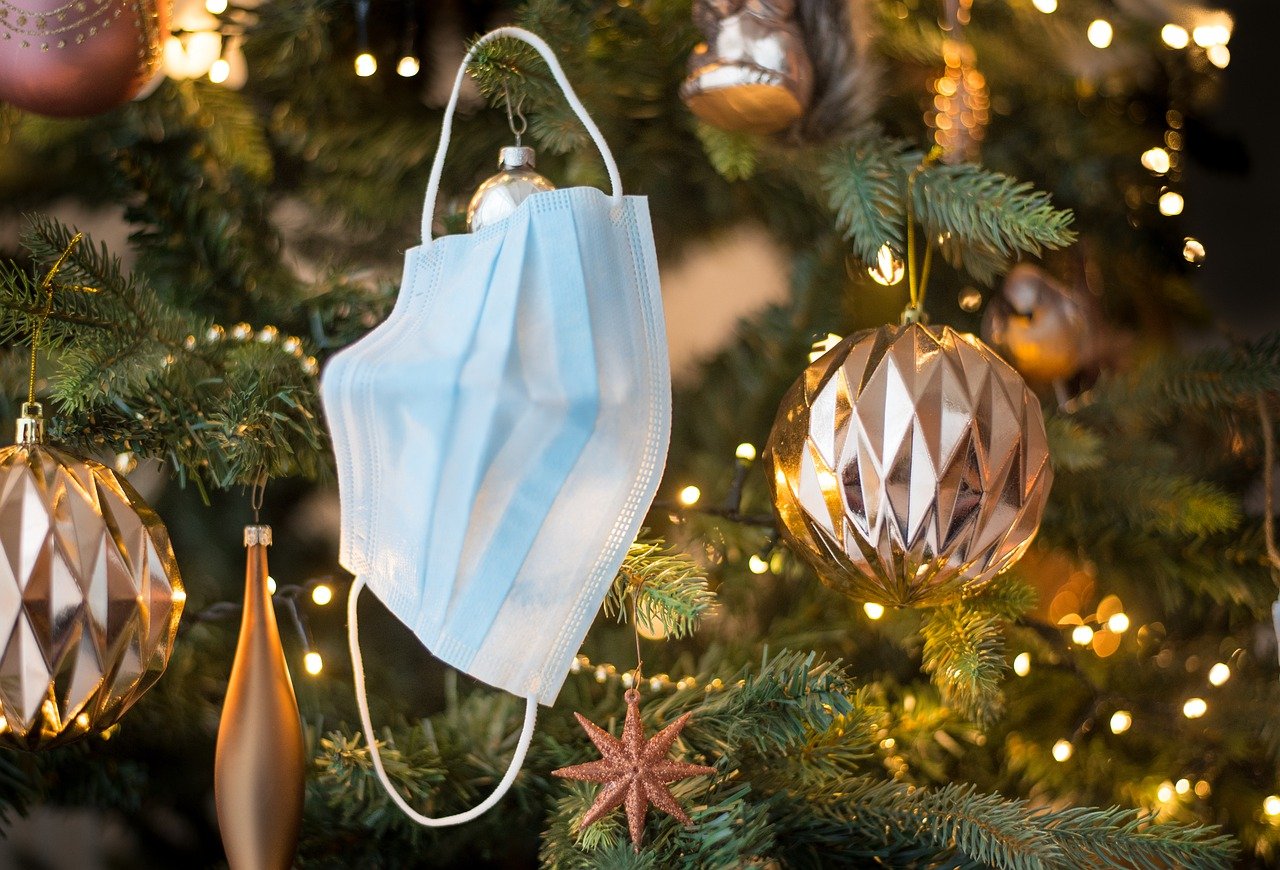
764, 323, 1052, 605
981, 264, 1089, 384
0, 0, 169, 117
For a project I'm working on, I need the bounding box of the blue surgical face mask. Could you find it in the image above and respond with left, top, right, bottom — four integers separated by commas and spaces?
320, 27, 670, 826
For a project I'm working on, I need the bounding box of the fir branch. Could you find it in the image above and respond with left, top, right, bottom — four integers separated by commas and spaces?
821, 135, 909, 265
921, 604, 1008, 726
604, 538, 716, 640
310, 728, 446, 833
1045, 414, 1104, 472
695, 124, 760, 182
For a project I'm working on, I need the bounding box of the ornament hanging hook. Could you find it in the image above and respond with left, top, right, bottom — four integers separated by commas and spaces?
902, 147, 944, 324
501, 81, 528, 147
26, 232, 98, 408
250, 468, 268, 525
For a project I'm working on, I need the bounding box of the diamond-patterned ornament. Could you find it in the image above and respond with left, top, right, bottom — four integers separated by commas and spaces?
764, 323, 1052, 605
0, 415, 183, 750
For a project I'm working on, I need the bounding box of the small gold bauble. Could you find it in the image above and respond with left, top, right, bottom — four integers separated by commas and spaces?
0, 408, 183, 750
981, 264, 1088, 384
764, 323, 1052, 605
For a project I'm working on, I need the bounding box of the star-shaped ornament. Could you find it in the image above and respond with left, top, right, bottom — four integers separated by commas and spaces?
552, 688, 716, 851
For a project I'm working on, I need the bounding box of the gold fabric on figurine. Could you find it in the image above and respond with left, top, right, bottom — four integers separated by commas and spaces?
0, 406, 183, 750
215, 524, 305, 870
981, 264, 1088, 384
764, 323, 1052, 605
681, 0, 813, 134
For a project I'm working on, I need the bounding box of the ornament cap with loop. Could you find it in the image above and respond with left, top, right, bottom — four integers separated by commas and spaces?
15, 402, 44, 446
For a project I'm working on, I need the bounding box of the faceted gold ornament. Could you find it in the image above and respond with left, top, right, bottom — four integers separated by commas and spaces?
0, 404, 183, 750
764, 324, 1052, 605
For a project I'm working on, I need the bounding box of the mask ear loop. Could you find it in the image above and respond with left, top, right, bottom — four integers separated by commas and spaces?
347, 576, 538, 825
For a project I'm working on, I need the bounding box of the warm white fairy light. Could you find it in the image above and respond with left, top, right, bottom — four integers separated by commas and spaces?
1161, 24, 1189, 49
1013, 652, 1031, 677
267, 575, 277, 595
748, 554, 770, 575
1206, 45, 1230, 69
1032, 0, 1057, 13
1183, 237, 1206, 264
863, 602, 885, 620
1192, 23, 1230, 48
1182, 697, 1208, 718
1071, 624, 1095, 645
867, 245, 905, 286
1141, 147, 1171, 175
1207, 662, 1230, 686
1265, 795, 1280, 817
1157, 781, 1175, 803
736, 442, 758, 462
1159, 191, 1185, 216
1087, 19, 1113, 49
1106, 612, 1130, 633
304, 651, 323, 675
397, 55, 421, 77
1052, 739, 1073, 762
311, 584, 334, 606
1195, 780, 1212, 798
678, 485, 702, 506
205, 0, 227, 12
208, 57, 230, 84
1110, 710, 1132, 734
355, 52, 377, 77
1176, 778, 1191, 795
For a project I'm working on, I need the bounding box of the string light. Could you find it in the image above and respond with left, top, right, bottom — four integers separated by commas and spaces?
1052, 739, 1073, 762
397, 55, 421, 77
1161, 24, 1189, 49
1158, 191, 1185, 216
1195, 780, 1211, 798
1109, 710, 1132, 733
1182, 697, 1208, 718
1207, 662, 1230, 686
209, 57, 230, 84
1013, 652, 1031, 676
1031, 0, 1056, 13
748, 554, 770, 575
1071, 624, 1095, 645
1206, 45, 1230, 69
867, 245, 906, 286
311, 584, 334, 606
1087, 19, 1113, 49
735, 442, 758, 462
1106, 612, 1130, 633
1157, 781, 1175, 803
1265, 795, 1280, 817
678, 485, 702, 506
205, 0, 227, 12
304, 651, 323, 675
1176, 778, 1191, 795
267, 575, 277, 595
863, 602, 885, 620
354, 53, 377, 77
1182, 237, 1206, 264
1141, 147, 1171, 175
1192, 23, 1231, 48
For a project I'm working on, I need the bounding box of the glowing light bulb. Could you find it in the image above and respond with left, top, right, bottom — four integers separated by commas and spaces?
75, 712, 90, 728
304, 651, 323, 675
1207, 44, 1230, 69
1161, 24, 1189, 49
1195, 780, 1211, 797
1052, 739, 1073, 762
1141, 147, 1171, 175
1158, 191, 1184, 216
1182, 237, 1206, 264
678, 485, 701, 506
1071, 624, 1095, 645
1192, 24, 1230, 48
1107, 612, 1130, 633
748, 554, 770, 575
397, 55, 421, 77
863, 602, 885, 620
205, 0, 227, 12
1032, 0, 1057, 13
209, 57, 230, 84
1109, 710, 1132, 734
867, 245, 905, 286
1175, 778, 1191, 795
1265, 795, 1280, 817
312, 584, 334, 606
1087, 19, 1113, 49
1182, 697, 1207, 718
1207, 662, 1230, 686
1157, 782, 1174, 803
355, 52, 377, 77
1013, 652, 1031, 677
958, 286, 983, 312
736, 442, 758, 462
267, 575, 277, 595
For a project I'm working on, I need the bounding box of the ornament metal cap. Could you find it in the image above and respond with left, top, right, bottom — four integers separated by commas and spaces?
498, 145, 537, 170
244, 524, 273, 547
15, 401, 44, 445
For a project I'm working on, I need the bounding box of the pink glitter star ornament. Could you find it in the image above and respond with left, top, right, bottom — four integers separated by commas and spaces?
552, 688, 716, 851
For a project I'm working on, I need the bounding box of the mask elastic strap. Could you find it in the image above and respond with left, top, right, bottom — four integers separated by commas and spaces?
420, 25, 624, 244
347, 576, 538, 825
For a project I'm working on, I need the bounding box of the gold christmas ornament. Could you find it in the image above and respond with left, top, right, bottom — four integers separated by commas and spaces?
0, 402, 184, 750
981, 264, 1088, 384
681, 0, 813, 135
764, 323, 1052, 605
215, 524, 305, 870
466, 146, 556, 232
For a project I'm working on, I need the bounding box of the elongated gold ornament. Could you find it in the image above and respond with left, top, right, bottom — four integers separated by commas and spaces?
215, 525, 305, 870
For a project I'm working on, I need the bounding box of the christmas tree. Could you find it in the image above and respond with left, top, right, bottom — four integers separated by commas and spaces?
0, 0, 1270, 867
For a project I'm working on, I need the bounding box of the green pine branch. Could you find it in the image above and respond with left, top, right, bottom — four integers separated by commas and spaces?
604, 538, 717, 640
921, 604, 1009, 726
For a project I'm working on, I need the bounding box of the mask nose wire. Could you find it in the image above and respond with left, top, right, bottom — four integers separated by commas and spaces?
347, 576, 538, 825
